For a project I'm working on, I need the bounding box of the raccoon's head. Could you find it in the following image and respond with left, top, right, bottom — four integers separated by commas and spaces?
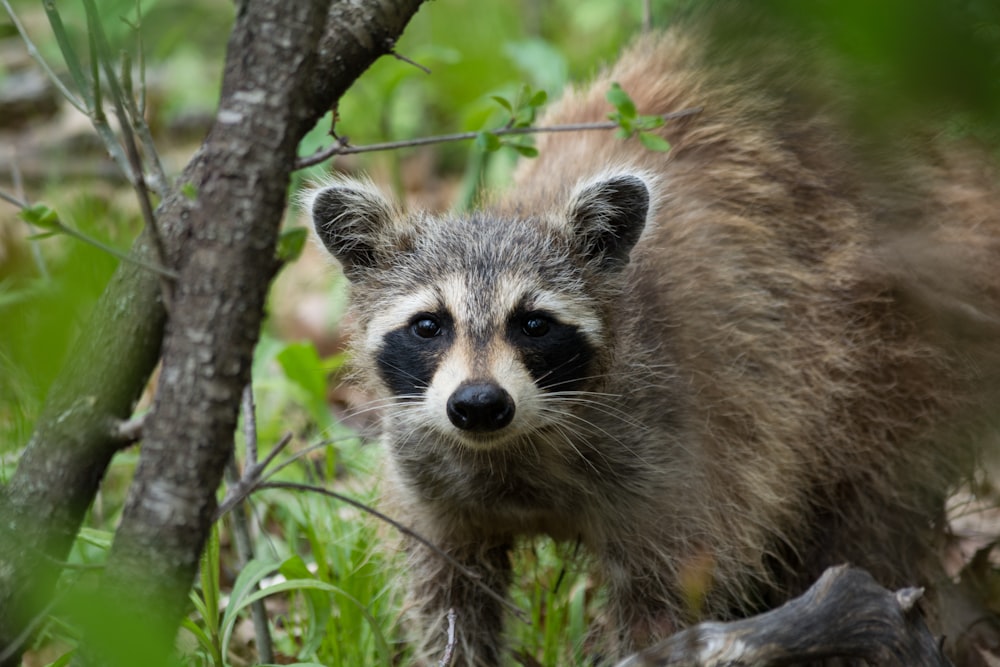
305, 172, 651, 450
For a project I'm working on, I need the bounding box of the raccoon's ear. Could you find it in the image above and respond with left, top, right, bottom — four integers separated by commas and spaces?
305, 178, 397, 280
566, 173, 650, 270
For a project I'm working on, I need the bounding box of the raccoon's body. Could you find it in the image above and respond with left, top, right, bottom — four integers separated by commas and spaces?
307, 25, 1000, 667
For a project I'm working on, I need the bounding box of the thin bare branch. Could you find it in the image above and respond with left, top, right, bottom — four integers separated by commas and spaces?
112, 7, 168, 196
263, 434, 364, 479
111, 413, 147, 445
6, 160, 49, 278
214, 432, 294, 519
225, 384, 274, 664
56, 220, 178, 280
241, 384, 259, 467
1, 189, 176, 279
0, 598, 58, 665
385, 38, 432, 74
0, 188, 27, 209
295, 107, 703, 169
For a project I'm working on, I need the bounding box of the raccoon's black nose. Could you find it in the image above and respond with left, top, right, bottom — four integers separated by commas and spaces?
447, 382, 515, 432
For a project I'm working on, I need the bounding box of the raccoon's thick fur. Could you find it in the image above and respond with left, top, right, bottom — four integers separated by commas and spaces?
306, 25, 1000, 667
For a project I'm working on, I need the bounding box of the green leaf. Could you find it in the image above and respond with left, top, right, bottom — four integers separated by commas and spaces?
277, 226, 308, 263
220, 557, 282, 653
513, 106, 536, 127
528, 89, 548, 108
76, 527, 114, 550
475, 131, 502, 153
511, 144, 539, 158
234, 578, 391, 664
490, 95, 513, 113
42, 650, 74, 667
606, 82, 636, 118
635, 114, 665, 131
40, 3, 93, 109
279, 555, 331, 656
608, 111, 636, 137
199, 524, 221, 638
638, 131, 672, 152
276, 341, 327, 408
179, 617, 215, 659
25, 232, 59, 241
19, 203, 61, 231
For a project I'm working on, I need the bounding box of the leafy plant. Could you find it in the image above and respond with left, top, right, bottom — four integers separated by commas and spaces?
606, 81, 672, 151
476, 84, 549, 157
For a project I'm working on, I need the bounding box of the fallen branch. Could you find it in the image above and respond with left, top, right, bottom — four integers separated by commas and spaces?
615, 565, 951, 667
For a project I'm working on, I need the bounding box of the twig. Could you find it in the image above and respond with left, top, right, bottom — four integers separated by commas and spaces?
0, 598, 59, 665
385, 38, 432, 74
258, 480, 530, 623
0, 188, 27, 209
111, 413, 147, 445
241, 384, 259, 467
135, 2, 148, 118
82, 0, 174, 307
54, 219, 179, 280
439, 608, 458, 667
7, 160, 49, 278
222, 385, 275, 664
214, 432, 294, 519
119, 43, 169, 194
295, 107, 703, 169
260, 434, 363, 480
3, 189, 178, 280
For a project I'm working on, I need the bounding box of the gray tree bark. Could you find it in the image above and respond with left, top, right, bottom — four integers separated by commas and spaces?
615, 565, 951, 667
0, 1, 426, 665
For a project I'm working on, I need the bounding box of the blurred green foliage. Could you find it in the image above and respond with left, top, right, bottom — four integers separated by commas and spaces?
692, 0, 1000, 141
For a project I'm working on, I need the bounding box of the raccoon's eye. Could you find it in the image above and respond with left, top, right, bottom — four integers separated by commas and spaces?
411, 315, 443, 339
521, 314, 551, 338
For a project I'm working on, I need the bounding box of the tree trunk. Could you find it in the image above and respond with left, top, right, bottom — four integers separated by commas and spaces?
0, 1, 426, 664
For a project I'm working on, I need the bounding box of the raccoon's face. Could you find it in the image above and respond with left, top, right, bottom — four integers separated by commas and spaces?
306, 172, 651, 450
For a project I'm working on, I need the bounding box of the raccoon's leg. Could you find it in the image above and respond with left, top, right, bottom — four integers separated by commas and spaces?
596, 544, 684, 658
402, 535, 513, 667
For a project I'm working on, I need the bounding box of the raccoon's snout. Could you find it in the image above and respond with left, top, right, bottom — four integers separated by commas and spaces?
446, 382, 516, 432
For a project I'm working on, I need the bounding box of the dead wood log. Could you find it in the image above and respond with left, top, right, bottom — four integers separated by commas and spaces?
615, 565, 951, 667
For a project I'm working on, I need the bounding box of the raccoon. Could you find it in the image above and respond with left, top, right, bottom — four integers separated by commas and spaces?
305, 25, 1000, 667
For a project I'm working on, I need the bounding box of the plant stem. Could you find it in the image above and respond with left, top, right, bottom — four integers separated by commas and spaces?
82, 0, 173, 306
2, 0, 86, 113
56, 221, 178, 280
224, 385, 275, 664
